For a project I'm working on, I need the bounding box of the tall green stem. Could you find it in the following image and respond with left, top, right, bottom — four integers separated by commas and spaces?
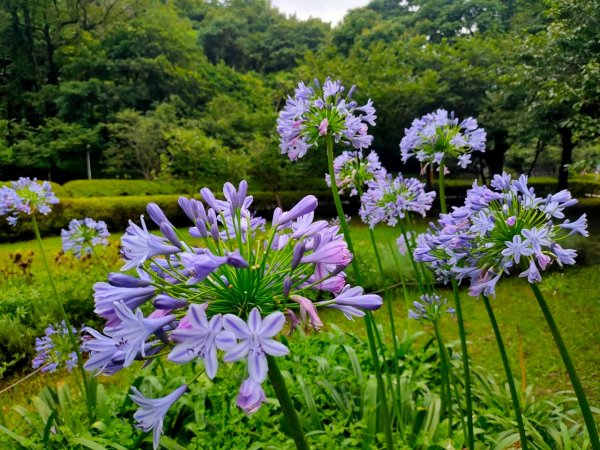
433, 322, 453, 437
357, 179, 400, 393
529, 284, 600, 449
326, 136, 394, 450
438, 161, 447, 214
438, 161, 474, 449
267, 356, 310, 450
481, 295, 528, 450
91, 245, 110, 272
31, 216, 92, 422
366, 226, 401, 409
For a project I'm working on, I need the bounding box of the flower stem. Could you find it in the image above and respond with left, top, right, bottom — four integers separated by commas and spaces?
90, 245, 110, 272
481, 295, 528, 450
438, 162, 474, 449
529, 283, 600, 449
267, 356, 310, 450
326, 135, 394, 450
433, 321, 453, 437
31, 215, 92, 422
438, 161, 447, 214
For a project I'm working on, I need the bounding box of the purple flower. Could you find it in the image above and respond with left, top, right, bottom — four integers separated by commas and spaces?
396, 232, 415, 256
409, 294, 455, 322
290, 295, 323, 330
277, 78, 376, 160
360, 174, 436, 227
559, 214, 589, 237
324, 150, 387, 197
273, 195, 318, 227
104, 301, 175, 367
61, 218, 110, 258
121, 216, 180, 271
85, 180, 384, 421
222, 308, 288, 383
333, 285, 382, 310
130, 385, 188, 450
400, 109, 486, 171
0, 177, 59, 225
168, 304, 235, 378
237, 378, 267, 414
501, 235, 534, 264
83, 327, 126, 375
93, 282, 156, 325
32, 321, 82, 373
414, 172, 585, 295
180, 251, 228, 284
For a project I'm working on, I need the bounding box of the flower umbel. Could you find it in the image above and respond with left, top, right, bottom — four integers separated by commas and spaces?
325, 150, 387, 196
84, 180, 382, 446
409, 294, 455, 323
277, 78, 376, 160
32, 321, 83, 373
414, 173, 587, 296
61, 218, 110, 258
360, 174, 436, 227
400, 109, 486, 172
0, 177, 59, 225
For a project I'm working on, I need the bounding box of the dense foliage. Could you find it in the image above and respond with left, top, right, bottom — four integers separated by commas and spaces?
1, 0, 599, 186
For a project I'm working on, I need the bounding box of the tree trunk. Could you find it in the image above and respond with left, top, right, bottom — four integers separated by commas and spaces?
558, 127, 574, 190
485, 130, 509, 176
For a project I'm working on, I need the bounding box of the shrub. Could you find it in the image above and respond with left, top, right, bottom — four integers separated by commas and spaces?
0, 191, 341, 241
60, 179, 195, 197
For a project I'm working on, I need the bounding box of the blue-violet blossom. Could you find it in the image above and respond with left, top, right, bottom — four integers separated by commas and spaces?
360, 174, 436, 227
414, 172, 587, 297
324, 150, 387, 196
400, 109, 486, 172
0, 177, 59, 225
84, 180, 382, 447
61, 218, 110, 258
277, 78, 376, 160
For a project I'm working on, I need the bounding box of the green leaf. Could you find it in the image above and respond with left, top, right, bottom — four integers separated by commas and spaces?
70, 437, 109, 450
0, 423, 34, 448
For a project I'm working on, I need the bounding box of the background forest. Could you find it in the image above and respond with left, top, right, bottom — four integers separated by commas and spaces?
1, 0, 599, 190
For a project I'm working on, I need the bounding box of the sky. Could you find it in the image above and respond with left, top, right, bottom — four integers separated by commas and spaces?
271, 0, 371, 25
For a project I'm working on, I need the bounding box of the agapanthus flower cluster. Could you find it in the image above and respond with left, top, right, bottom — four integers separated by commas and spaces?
277, 78, 376, 160
61, 218, 110, 258
396, 231, 415, 256
409, 294, 455, 323
32, 321, 82, 373
325, 150, 387, 196
0, 177, 59, 225
84, 180, 382, 449
414, 172, 588, 297
400, 109, 486, 171
360, 174, 436, 227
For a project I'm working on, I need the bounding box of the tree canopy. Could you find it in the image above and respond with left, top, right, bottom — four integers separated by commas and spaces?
1, 0, 598, 186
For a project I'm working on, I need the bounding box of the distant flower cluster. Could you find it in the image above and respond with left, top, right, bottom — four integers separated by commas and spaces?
325, 150, 387, 196
360, 174, 436, 228
0, 177, 59, 225
277, 78, 376, 160
414, 173, 587, 296
61, 218, 110, 258
396, 231, 415, 256
84, 180, 382, 449
400, 109, 486, 171
32, 321, 81, 373
409, 294, 455, 323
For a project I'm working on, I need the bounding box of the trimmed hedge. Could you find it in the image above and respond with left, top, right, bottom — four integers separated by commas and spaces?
0, 191, 343, 241
61, 179, 196, 197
